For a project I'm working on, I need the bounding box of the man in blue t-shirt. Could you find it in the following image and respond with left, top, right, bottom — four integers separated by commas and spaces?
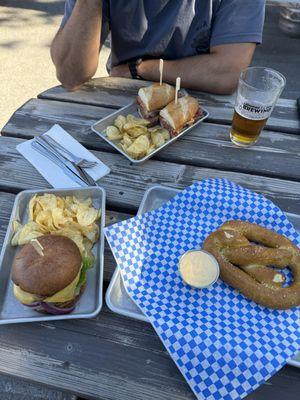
51, 0, 265, 94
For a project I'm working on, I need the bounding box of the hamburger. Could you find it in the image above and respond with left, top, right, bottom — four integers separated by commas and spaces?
159, 95, 203, 137
137, 83, 175, 126
11, 235, 91, 315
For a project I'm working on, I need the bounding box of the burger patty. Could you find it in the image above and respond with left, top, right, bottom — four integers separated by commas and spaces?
136, 96, 159, 127
160, 107, 204, 138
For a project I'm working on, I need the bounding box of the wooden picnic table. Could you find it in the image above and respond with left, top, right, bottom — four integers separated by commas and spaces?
0, 77, 299, 400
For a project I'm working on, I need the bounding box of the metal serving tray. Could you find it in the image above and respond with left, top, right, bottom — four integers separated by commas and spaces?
106, 185, 300, 368
91, 101, 209, 164
0, 187, 106, 325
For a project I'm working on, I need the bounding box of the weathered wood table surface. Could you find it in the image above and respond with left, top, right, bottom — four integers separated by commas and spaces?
0, 77, 300, 400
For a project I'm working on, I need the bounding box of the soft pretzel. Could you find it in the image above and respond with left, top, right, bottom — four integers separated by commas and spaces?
203, 220, 300, 309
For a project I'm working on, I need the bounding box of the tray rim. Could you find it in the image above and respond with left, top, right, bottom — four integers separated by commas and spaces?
0, 186, 106, 324
91, 101, 209, 164
105, 184, 300, 368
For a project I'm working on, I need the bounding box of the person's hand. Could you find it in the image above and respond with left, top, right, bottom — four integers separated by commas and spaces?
110, 63, 131, 78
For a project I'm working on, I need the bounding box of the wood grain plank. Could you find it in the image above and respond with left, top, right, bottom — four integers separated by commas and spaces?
0, 193, 15, 248
38, 78, 300, 134
1, 136, 300, 214
0, 305, 298, 400
0, 373, 77, 400
0, 313, 195, 400
2, 99, 300, 181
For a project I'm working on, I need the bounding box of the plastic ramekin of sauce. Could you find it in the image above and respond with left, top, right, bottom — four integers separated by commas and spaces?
179, 250, 220, 289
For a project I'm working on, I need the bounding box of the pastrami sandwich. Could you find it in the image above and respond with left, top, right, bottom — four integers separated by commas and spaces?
137, 83, 175, 126
159, 95, 203, 137
11, 235, 93, 315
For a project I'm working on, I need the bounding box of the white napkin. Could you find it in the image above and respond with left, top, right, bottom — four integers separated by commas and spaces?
17, 124, 110, 188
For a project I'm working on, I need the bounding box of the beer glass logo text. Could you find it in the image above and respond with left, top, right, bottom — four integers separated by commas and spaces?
236, 96, 273, 121
242, 103, 272, 114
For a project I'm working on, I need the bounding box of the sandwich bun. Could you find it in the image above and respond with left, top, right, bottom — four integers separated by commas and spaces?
12, 235, 81, 297
159, 96, 200, 134
138, 83, 175, 112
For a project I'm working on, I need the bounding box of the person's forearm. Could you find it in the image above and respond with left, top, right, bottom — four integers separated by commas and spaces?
51, 0, 102, 90
139, 55, 238, 95
138, 45, 254, 95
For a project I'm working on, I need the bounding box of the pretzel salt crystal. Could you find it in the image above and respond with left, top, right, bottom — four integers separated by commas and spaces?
203, 220, 300, 309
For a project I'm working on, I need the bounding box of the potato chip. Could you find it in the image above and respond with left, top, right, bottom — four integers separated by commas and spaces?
126, 114, 149, 126
72, 196, 92, 207
35, 210, 56, 232
65, 196, 73, 206
151, 131, 165, 148
14, 222, 43, 246
124, 124, 148, 139
114, 115, 127, 130
52, 207, 73, 229
28, 194, 37, 220
126, 114, 135, 123
160, 128, 170, 141
33, 203, 43, 220
126, 135, 150, 159
56, 196, 65, 209
53, 228, 85, 254
77, 206, 99, 226
80, 224, 99, 242
123, 122, 147, 132
11, 193, 101, 254
147, 145, 156, 155
83, 237, 93, 252
105, 112, 173, 159
37, 193, 57, 210
122, 134, 133, 149
106, 126, 123, 141
12, 219, 21, 232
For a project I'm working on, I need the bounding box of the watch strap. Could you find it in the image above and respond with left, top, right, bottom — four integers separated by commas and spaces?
128, 58, 143, 79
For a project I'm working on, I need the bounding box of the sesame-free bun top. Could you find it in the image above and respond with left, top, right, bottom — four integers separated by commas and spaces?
138, 83, 175, 112
159, 96, 199, 131
11, 235, 81, 297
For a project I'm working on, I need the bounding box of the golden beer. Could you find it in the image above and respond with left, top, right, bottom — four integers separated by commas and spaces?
230, 111, 268, 147
230, 67, 285, 148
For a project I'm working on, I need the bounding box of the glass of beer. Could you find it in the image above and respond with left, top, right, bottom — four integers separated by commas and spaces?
230, 67, 286, 147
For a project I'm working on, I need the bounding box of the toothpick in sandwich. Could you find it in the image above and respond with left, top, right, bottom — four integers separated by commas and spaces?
175, 77, 181, 104
159, 59, 164, 86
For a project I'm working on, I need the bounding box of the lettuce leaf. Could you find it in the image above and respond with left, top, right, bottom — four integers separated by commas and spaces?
76, 254, 94, 290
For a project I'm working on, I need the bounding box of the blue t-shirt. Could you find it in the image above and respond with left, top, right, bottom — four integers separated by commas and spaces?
62, 0, 265, 68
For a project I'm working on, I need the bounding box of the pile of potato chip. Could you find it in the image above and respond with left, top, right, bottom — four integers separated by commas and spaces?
104, 114, 170, 160
11, 193, 101, 256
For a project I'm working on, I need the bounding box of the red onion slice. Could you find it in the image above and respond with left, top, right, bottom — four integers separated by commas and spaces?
40, 302, 76, 315
22, 301, 41, 308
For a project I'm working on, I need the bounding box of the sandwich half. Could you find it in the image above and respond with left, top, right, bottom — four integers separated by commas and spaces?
137, 83, 175, 126
159, 95, 203, 137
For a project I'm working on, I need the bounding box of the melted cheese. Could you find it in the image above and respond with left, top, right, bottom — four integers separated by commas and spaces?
13, 285, 39, 305
13, 269, 81, 305
179, 250, 219, 288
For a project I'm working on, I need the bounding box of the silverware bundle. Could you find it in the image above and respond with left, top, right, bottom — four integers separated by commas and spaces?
31, 135, 98, 187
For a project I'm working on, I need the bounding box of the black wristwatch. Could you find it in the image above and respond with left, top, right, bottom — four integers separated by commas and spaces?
128, 58, 143, 79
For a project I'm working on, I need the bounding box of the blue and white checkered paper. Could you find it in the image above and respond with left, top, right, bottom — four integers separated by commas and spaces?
105, 179, 299, 400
